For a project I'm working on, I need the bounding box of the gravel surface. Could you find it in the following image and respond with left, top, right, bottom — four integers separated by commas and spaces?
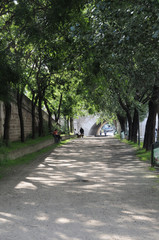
0, 136, 159, 240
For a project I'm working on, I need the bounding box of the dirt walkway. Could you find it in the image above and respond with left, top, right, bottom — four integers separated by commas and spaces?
0, 137, 159, 240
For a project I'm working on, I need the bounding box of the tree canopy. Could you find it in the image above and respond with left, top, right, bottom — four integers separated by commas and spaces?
0, 0, 159, 149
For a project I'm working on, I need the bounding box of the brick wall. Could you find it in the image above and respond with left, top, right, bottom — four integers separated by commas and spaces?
0, 94, 53, 142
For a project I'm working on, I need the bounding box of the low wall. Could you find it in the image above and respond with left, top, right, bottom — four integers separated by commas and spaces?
0, 135, 75, 162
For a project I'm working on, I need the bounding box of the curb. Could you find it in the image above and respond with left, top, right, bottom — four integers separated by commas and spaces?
0, 135, 75, 162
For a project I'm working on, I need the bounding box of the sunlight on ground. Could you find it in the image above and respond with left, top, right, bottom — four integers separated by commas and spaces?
56, 218, 73, 224
144, 174, 156, 178
24, 201, 36, 206
36, 213, 49, 221
0, 217, 11, 223
121, 210, 156, 223
55, 232, 80, 240
75, 172, 89, 177
99, 234, 131, 240
0, 212, 21, 223
85, 219, 105, 227
3, 137, 158, 240
15, 181, 37, 190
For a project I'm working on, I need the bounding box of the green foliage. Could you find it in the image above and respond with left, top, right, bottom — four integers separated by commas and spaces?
0, 135, 52, 154
149, 167, 155, 171
0, 0, 159, 146
80, 0, 158, 109
136, 148, 151, 162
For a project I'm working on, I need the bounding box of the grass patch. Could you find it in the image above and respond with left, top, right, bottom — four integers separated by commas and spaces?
115, 134, 120, 140
125, 139, 151, 162
149, 167, 155, 171
136, 148, 151, 162
122, 139, 144, 149
0, 138, 71, 179
115, 135, 151, 163
0, 135, 53, 154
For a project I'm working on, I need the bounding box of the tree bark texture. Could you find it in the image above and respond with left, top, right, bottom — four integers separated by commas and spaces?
17, 91, 25, 142
70, 117, 74, 133
3, 102, 11, 146
44, 100, 52, 133
143, 100, 156, 150
157, 114, 159, 141
118, 97, 132, 139
31, 94, 38, 139
117, 114, 126, 132
143, 84, 159, 150
55, 93, 63, 123
126, 110, 132, 141
38, 97, 44, 137
131, 108, 139, 143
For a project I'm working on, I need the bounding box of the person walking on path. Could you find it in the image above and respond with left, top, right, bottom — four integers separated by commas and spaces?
80, 127, 84, 138
104, 129, 107, 136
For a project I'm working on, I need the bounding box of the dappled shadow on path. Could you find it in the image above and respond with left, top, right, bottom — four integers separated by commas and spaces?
0, 137, 159, 240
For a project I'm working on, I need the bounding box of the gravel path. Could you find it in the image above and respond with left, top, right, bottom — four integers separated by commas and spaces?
0, 136, 159, 240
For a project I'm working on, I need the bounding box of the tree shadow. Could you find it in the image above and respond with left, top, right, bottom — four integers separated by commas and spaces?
0, 137, 159, 239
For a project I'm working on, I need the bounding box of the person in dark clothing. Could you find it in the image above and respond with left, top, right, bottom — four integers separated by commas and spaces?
52, 129, 61, 143
104, 129, 107, 136
80, 127, 84, 138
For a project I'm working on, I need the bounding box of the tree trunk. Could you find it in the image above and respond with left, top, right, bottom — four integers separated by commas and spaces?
38, 97, 44, 137
17, 91, 25, 142
31, 92, 38, 139
32, 104, 36, 139
117, 113, 126, 132
126, 110, 132, 141
3, 102, 11, 146
157, 113, 159, 141
48, 111, 52, 133
131, 108, 139, 143
44, 99, 52, 133
138, 116, 140, 146
55, 113, 58, 123
55, 93, 63, 123
143, 84, 159, 150
70, 117, 73, 133
57, 93, 62, 121
31, 94, 38, 139
143, 100, 156, 150
67, 118, 69, 133
117, 97, 132, 139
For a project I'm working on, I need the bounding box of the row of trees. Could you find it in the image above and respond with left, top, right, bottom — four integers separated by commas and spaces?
0, 0, 159, 150
76, 0, 159, 150
0, 0, 89, 144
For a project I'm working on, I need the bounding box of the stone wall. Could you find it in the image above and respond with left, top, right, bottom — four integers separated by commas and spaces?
0, 94, 52, 142
74, 115, 100, 136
